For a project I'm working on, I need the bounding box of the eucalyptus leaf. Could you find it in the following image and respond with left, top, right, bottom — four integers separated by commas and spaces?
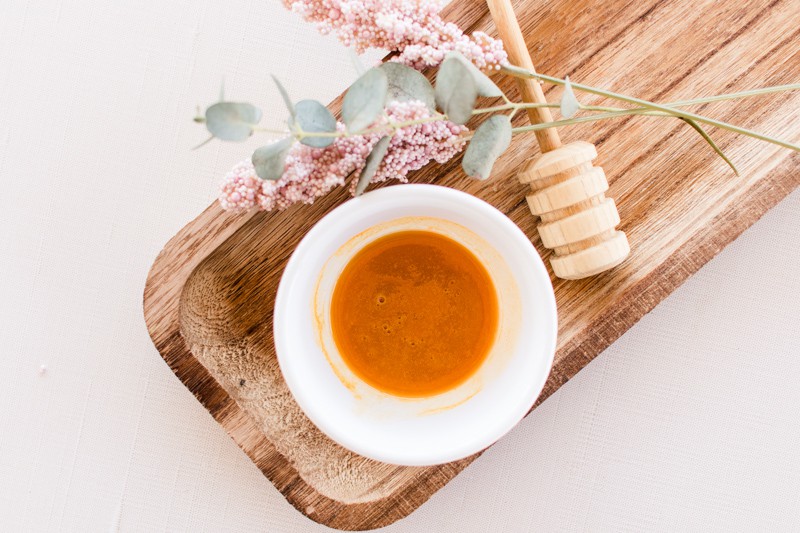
445, 51, 504, 98
292, 99, 337, 148
343, 67, 388, 132
205, 102, 263, 142
272, 74, 295, 119
560, 76, 581, 119
462, 115, 512, 180
348, 48, 367, 76
435, 55, 477, 125
252, 137, 294, 180
379, 62, 436, 111
355, 136, 391, 196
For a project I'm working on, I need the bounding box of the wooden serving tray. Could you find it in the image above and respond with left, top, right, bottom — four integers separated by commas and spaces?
144, 0, 799, 529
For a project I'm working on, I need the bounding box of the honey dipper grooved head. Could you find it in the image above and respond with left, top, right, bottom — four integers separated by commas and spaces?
551, 231, 630, 280
518, 141, 597, 184
516, 141, 630, 280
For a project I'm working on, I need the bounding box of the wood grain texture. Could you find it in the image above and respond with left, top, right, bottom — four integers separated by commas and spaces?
143, 0, 800, 529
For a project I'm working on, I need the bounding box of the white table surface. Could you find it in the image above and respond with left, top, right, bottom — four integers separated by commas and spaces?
2, 1, 799, 531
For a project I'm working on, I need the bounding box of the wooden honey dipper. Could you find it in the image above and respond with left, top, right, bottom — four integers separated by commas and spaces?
486, 0, 630, 280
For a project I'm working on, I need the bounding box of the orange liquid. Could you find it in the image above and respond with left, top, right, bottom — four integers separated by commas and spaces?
330, 230, 499, 397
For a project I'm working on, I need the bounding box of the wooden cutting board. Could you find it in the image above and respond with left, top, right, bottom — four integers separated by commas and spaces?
143, 0, 800, 529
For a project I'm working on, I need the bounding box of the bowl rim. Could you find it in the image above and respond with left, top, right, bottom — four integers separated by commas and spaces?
274, 184, 558, 465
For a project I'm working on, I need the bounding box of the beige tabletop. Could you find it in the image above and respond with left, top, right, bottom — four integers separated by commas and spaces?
1, 0, 799, 531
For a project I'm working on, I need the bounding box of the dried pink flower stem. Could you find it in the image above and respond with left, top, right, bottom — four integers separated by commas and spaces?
283, 0, 507, 70
219, 100, 467, 212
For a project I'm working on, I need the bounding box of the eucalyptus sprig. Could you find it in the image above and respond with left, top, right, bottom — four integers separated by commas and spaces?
196, 53, 800, 192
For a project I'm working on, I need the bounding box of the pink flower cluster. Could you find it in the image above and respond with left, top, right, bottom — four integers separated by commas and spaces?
354, 99, 467, 189
283, 0, 507, 70
219, 100, 467, 212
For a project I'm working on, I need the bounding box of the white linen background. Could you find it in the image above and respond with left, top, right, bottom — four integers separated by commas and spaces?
1, 0, 799, 531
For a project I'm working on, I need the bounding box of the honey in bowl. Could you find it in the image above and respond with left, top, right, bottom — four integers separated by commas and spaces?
330, 230, 499, 398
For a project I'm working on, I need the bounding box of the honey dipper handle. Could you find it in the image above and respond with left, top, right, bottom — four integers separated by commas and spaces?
486, 0, 562, 152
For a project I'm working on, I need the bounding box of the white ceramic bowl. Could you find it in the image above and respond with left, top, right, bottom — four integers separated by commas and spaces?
274, 184, 557, 466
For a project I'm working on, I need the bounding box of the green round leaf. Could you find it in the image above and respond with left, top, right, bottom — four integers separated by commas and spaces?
205, 102, 262, 142
445, 51, 505, 98
462, 115, 512, 180
435, 56, 478, 125
292, 100, 337, 148
343, 67, 388, 132
252, 137, 294, 180
379, 62, 436, 111
355, 136, 391, 196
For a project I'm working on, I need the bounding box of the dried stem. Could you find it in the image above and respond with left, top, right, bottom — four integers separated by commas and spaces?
501, 64, 800, 152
